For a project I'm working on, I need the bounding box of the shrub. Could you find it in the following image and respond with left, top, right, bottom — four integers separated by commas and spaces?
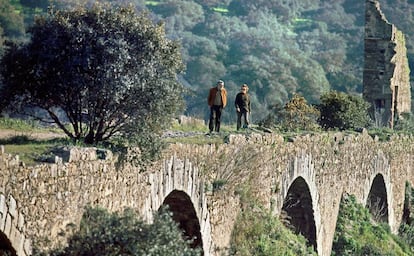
332, 194, 411, 255
230, 187, 317, 256
318, 91, 371, 130
260, 94, 320, 131
394, 112, 414, 133
35, 206, 201, 256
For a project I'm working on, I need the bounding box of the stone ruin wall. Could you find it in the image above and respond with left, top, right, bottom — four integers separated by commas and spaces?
364, 0, 411, 127
2, 132, 414, 255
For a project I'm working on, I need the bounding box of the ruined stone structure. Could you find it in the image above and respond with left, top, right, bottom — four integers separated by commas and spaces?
2, 131, 414, 256
363, 0, 411, 128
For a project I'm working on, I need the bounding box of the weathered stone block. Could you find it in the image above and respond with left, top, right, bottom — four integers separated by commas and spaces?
24, 238, 32, 256
0, 194, 7, 231
10, 225, 24, 256
4, 213, 12, 237
8, 195, 17, 218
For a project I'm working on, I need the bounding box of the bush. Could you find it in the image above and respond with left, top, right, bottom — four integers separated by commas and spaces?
394, 112, 414, 133
35, 206, 201, 256
318, 91, 371, 130
332, 194, 411, 256
260, 94, 320, 131
230, 196, 317, 256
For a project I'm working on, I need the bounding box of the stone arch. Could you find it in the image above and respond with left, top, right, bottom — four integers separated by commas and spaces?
161, 189, 203, 251
0, 231, 16, 256
366, 173, 389, 223
282, 176, 317, 251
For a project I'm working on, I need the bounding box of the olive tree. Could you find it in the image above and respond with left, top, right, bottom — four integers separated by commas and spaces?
0, 3, 185, 145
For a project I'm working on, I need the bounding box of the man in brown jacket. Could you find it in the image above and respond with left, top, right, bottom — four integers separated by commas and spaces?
207, 80, 227, 133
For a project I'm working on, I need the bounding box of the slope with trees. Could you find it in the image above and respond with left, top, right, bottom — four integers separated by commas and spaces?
4, 0, 414, 123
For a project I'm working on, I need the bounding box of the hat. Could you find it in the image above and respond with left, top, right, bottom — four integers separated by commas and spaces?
217, 80, 224, 85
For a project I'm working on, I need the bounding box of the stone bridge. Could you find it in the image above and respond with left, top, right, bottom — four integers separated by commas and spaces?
1, 131, 414, 256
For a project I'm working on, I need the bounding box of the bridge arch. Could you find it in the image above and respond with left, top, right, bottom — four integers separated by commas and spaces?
366, 173, 389, 223
278, 153, 321, 253
161, 190, 203, 250
282, 176, 317, 251
144, 156, 213, 255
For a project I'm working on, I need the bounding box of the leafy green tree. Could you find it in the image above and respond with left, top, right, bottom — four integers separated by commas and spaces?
150, 0, 204, 34
20, 0, 49, 9
318, 91, 371, 130
0, 0, 25, 39
38, 206, 201, 256
228, 0, 317, 21
0, 4, 185, 146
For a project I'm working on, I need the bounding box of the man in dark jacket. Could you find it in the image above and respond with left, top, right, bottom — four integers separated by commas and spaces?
234, 84, 251, 130
207, 80, 227, 133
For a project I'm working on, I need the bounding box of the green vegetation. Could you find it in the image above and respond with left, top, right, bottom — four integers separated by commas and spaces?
230, 185, 317, 256
230, 207, 317, 256
319, 91, 371, 130
5, 0, 414, 124
261, 94, 320, 131
332, 194, 411, 256
0, 117, 69, 165
0, 117, 42, 131
399, 182, 414, 252
1, 139, 65, 166
35, 206, 201, 256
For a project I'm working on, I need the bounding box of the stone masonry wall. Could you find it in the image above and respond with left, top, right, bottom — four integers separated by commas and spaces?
0, 145, 211, 255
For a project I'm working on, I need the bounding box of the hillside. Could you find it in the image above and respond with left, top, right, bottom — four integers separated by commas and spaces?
2, 0, 414, 123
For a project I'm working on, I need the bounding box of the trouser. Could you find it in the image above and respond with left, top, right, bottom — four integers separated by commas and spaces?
209, 105, 223, 132
237, 111, 249, 130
